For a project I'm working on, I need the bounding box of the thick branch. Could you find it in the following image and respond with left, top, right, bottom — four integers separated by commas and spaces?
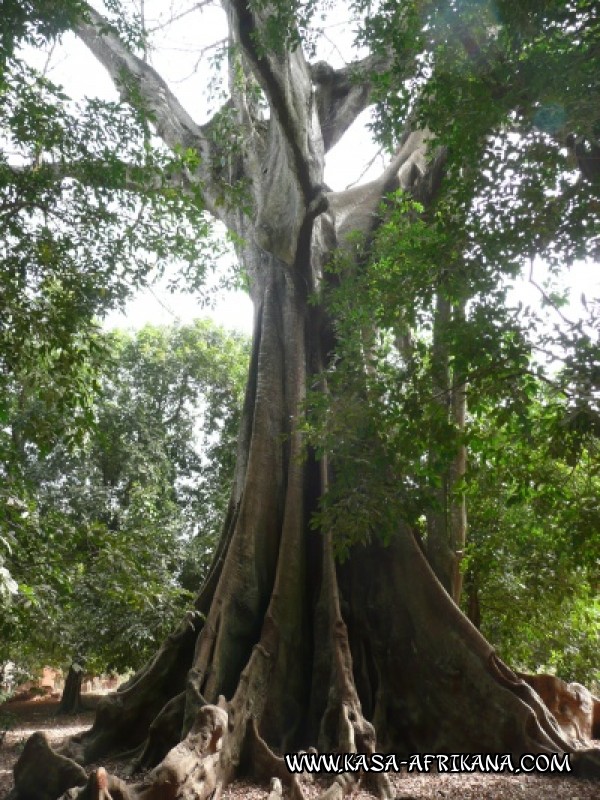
5, 159, 198, 198
75, 3, 224, 216
310, 52, 392, 153
327, 129, 439, 245
76, 5, 203, 151
226, 0, 323, 205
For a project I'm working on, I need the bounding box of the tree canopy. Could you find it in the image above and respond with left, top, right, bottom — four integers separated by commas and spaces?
1, 321, 248, 677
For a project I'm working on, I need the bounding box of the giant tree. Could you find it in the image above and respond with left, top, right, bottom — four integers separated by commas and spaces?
8, 1, 600, 799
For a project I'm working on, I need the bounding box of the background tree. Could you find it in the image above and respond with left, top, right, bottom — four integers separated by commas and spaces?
465, 387, 600, 684
5, 1, 600, 799
1, 322, 248, 709
1, 0, 222, 630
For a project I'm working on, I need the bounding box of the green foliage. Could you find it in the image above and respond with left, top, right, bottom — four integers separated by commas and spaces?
1, 41, 218, 450
300, 1, 600, 680
361, 1, 600, 150
309, 179, 598, 674
0, 322, 248, 675
357, 0, 600, 286
309, 212, 599, 678
0, 0, 249, 680
0, 708, 16, 745
307, 189, 533, 545
1, 0, 82, 69
465, 393, 600, 682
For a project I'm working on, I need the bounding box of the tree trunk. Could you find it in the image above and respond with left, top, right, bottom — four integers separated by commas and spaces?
465, 571, 482, 630
57, 664, 85, 716
426, 295, 467, 603
425, 293, 453, 595
13, 223, 600, 800
448, 301, 468, 603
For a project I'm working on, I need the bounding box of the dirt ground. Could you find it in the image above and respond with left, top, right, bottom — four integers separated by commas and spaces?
1, 697, 94, 797
1, 698, 599, 800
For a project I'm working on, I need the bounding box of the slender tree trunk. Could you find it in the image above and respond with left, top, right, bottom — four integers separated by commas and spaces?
426, 295, 467, 604
448, 300, 468, 603
426, 292, 453, 594
465, 570, 482, 630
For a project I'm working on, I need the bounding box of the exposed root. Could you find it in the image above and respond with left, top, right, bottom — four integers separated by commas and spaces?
12, 732, 87, 800
129, 692, 186, 773
313, 773, 356, 800
515, 671, 599, 745
59, 611, 204, 765
246, 718, 306, 800
12, 705, 230, 800
267, 777, 283, 800
62, 767, 133, 800
362, 769, 393, 800
571, 748, 600, 779
488, 656, 570, 749
129, 701, 228, 800
314, 473, 393, 800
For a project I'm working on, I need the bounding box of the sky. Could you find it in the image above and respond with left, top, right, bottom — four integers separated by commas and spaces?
24, 3, 599, 338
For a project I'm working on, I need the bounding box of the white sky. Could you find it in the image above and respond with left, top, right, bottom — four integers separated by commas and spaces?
24, 5, 599, 337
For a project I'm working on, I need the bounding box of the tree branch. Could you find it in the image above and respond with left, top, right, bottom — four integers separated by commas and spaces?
147, 1, 214, 35
76, 5, 203, 152
225, 0, 323, 205
5, 158, 199, 199
310, 52, 393, 153
327, 129, 440, 244
75, 3, 225, 216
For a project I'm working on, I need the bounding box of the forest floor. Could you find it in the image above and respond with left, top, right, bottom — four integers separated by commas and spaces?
1, 697, 598, 800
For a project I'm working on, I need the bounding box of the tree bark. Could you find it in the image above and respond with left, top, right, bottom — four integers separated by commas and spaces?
465, 571, 482, 630
448, 301, 468, 604
11, 4, 600, 799
57, 664, 85, 716
425, 294, 467, 603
